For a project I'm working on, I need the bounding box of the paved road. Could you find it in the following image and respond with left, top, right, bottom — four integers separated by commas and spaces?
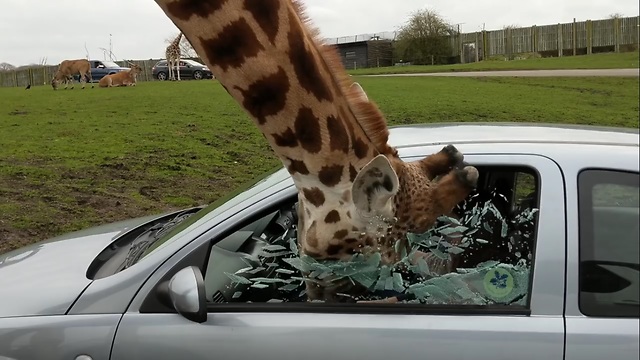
365, 68, 640, 77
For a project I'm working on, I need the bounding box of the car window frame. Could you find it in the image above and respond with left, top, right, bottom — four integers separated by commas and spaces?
132, 153, 566, 317
577, 168, 640, 318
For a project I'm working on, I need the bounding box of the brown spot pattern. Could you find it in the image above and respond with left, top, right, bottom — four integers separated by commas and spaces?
326, 244, 344, 256
349, 164, 357, 182
306, 221, 318, 247
236, 67, 290, 124
166, 0, 227, 20
243, 0, 280, 44
326, 115, 349, 153
324, 210, 340, 223
303, 187, 325, 207
334, 229, 348, 240
345, 238, 358, 244
286, 158, 309, 175
294, 107, 322, 153
341, 190, 351, 202
353, 137, 369, 159
200, 18, 264, 72
286, 10, 332, 102
272, 128, 298, 147
318, 164, 344, 187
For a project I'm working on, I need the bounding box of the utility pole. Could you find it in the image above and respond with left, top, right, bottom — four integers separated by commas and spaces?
109, 34, 113, 61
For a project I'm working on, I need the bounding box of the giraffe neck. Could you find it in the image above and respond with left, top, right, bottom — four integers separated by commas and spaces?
173, 33, 183, 48
153, 0, 396, 196
167, 33, 182, 58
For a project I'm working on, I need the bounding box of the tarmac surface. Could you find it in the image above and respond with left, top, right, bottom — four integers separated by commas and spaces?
365, 68, 640, 77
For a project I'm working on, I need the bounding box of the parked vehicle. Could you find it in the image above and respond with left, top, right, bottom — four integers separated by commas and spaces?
73, 60, 130, 82
152, 59, 214, 80
0, 123, 638, 360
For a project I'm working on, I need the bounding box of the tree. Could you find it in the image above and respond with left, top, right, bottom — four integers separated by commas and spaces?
394, 8, 456, 65
0, 62, 16, 71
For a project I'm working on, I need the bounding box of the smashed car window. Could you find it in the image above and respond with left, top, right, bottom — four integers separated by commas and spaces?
204, 168, 539, 307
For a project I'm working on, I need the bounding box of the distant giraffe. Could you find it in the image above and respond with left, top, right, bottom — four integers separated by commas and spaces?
165, 32, 183, 81
152, 0, 478, 302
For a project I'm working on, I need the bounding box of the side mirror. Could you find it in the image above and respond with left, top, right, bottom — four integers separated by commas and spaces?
157, 266, 207, 323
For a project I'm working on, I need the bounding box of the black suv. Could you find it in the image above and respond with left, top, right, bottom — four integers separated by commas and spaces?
152, 59, 214, 80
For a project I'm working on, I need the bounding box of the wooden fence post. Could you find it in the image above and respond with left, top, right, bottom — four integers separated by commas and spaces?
586, 20, 593, 54
458, 25, 464, 64
572, 18, 577, 56
532, 25, 537, 54
504, 28, 510, 60
475, 31, 480, 62
614, 17, 620, 53
482, 30, 488, 60
557, 23, 562, 57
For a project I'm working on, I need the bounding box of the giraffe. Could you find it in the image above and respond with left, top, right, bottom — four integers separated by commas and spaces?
165, 32, 183, 81
152, 0, 479, 302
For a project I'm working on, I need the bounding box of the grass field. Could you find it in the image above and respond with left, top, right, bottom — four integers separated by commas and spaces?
1, 75, 639, 254
349, 52, 640, 75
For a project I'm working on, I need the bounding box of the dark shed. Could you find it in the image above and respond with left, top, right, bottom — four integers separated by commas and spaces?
333, 39, 393, 70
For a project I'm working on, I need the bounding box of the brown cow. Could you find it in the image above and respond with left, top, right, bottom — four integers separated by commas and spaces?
98, 63, 142, 88
51, 59, 93, 90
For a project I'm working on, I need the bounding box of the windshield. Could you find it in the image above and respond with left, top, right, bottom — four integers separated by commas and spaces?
136, 165, 290, 260
185, 59, 205, 66
102, 61, 119, 68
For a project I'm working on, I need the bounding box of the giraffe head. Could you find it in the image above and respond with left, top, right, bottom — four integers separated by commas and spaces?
293, 81, 478, 264
152, 0, 478, 278
127, 63, 143, 75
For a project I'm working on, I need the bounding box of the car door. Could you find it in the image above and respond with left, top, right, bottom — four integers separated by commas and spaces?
171, 60, 189, 78
110, 154, 566, 360
564, 161, 640, 360
91, 61, 107, 80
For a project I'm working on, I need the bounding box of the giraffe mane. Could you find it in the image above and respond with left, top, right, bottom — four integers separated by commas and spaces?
291, 0, 398, 159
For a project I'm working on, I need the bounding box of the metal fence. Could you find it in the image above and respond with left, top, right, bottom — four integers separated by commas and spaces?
1, 15, 638, 86
324, 31, 399, 45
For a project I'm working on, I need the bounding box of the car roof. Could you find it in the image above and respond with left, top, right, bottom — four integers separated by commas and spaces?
387, 122, 639, 149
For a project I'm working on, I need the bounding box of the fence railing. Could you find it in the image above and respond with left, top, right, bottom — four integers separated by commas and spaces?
1, 15, 638, 87
0, 59, 181, 88
433, 16, 638, 63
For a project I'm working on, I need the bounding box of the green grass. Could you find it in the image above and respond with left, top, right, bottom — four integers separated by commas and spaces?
1, 76, 638, 253
349, 52, 640, 75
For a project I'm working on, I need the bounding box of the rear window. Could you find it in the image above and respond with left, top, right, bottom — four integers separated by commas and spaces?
578, 169, 639, 318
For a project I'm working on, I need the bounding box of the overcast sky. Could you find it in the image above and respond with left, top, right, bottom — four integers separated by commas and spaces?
1, 0, 638, 66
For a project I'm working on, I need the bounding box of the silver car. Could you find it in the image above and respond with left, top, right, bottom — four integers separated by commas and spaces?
1, 123, 638, 360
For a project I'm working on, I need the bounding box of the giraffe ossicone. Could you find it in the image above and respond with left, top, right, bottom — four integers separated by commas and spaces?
152, 0, 479, 302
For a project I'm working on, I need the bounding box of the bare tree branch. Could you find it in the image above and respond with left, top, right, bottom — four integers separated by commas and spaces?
0, 62, 16, 71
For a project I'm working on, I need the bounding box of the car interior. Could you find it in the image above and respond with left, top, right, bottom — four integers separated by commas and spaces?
201, 165, 541, 305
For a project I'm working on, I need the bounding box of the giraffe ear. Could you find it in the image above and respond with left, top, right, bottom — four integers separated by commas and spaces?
352, 154, 399, 218
349, 82, 369, 102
